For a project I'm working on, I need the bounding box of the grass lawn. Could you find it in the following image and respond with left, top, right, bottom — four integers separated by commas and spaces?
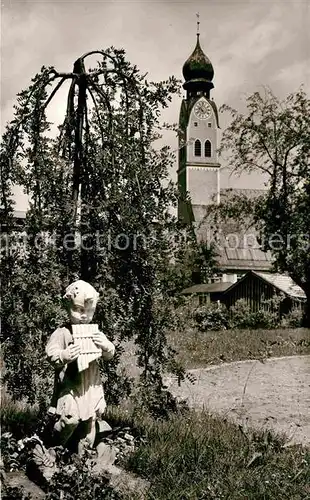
168, 327, 310, 369
2, 401, 310, 500
2, 327, 310, 499
124, 409, 310, 500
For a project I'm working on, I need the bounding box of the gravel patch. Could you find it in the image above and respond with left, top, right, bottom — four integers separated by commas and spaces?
120, 342, 310, 447
165, 355, 310, 447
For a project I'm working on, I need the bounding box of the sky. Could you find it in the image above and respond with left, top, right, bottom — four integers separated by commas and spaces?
1, 0, 310, 212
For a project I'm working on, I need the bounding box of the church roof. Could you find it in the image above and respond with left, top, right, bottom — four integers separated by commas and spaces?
191, 188, 267, 222
220, 188, 267, 201
217, 247, 273, 272
195, 215, 273, 272
192, 190, 273, 273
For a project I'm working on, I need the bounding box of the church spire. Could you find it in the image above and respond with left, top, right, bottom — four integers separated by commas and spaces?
182, 19, 214, 99
196, 11, 200, 38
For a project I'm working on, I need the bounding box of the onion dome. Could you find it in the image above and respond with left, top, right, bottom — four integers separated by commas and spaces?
182, 35, 214, 95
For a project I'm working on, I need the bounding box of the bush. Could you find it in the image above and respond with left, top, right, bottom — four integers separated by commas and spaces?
192, 298, 288, 332
193, 303, 229, 331
45, 454, 121, 500
281, 307, 303, 328
227, 299, 252, 329
0, 397, 41, 440
228, 299, 279, 330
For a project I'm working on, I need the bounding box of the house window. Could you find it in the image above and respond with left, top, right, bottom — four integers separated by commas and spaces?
194, 122, 198, 127
204, 140, 212, 157
208, 122, 212, 128
194, 139, 202, 157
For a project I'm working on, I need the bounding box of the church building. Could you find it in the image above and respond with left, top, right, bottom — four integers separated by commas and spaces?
178, 33, 220, 220
177, 34, 273, 285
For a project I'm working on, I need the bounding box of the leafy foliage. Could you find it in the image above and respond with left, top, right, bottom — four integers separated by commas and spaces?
0, 432, 121, 499
280, 307, 303, 328
193, 303, 229, 331
2, 485, 32, 500
215, 87, 310, 325
1, 48, 187, 411
228, 298, 280, 330
192, 296, 290, 331
163, 237, 219, 297
45, 454, 121, 500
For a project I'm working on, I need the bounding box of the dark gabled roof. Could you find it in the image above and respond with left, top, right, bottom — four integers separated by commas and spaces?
181, 282, 231, 295
223, 271, 306, 300
254, 272, 306, 299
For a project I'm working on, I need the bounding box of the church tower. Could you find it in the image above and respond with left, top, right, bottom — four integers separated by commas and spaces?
178, 31, 220, 223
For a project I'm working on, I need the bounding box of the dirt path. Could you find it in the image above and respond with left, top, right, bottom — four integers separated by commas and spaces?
165, 355, 310, 447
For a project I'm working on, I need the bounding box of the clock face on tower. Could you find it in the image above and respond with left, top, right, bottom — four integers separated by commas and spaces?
193, 100, 212, 120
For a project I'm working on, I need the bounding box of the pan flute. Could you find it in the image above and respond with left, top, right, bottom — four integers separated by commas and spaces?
72, 324, 102, 372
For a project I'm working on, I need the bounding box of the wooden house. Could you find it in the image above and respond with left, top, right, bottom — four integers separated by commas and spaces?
222, 271, 306, 314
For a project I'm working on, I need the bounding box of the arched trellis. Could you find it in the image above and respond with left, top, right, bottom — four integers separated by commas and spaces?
5, 49, 146, 224
1, 48, 187, 410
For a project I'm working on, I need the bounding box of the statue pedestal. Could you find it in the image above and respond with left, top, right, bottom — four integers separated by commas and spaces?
93, 440, 150, 498
92, 441, 120, 475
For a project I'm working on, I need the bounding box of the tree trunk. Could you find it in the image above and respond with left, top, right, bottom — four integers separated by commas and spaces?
302, 288, 310, 328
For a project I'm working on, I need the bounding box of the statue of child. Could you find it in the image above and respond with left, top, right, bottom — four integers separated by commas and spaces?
45, 280, 115, 454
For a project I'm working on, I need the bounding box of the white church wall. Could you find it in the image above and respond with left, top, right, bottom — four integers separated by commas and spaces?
187, 166, 219, 206
12, 184, 29, 216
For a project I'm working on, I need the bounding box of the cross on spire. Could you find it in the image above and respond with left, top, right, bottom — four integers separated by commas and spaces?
196, 12, 200, 38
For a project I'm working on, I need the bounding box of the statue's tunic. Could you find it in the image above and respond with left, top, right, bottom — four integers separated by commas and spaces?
46, 326, 115, 422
